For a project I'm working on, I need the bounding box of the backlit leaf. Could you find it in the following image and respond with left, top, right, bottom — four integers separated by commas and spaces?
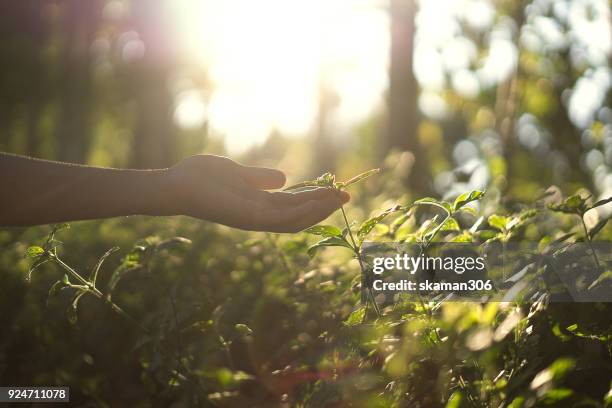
453, 190, 485, 211
336, 168, 380, 189
26, 246, 45, 259
304, 225, 343, 238
344, 307, 366, 326
307, 236, 353, 258
488, 215, 508, 231
357, 205, 404, 241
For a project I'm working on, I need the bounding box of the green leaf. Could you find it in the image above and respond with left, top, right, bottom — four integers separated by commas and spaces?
453, 190, 485, 211
344, 307, 366, 326
414, 197, 453, 214
46, 280, 66, 305
357, 205, 403, 241
445, 392, 464, 408
283, 181, 320, 191
589, 217, 610, 240
304, 225, 343, 238
156, 237, 192, 251
588, 270, 612, 290
549, 194, 588, 214
107, 246, 146, 296
440, 217, 460, 231
589, 196, 612, 210
52, 223, 70, 232
67, 290, 88, 324
316, 172, 336, 186
488, 214, 509, 231
26, 246, 45, 259
90, 247, 120, 286
234, 323, 254, 337
307, 236, 353, 258
284, 172, 336, 191
390, 212, 412, 235
542, 388, 574, 403
336, 168, 380, 189
451, 231, 473, 242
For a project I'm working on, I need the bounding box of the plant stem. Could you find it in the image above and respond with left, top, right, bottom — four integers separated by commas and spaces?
266, 233, 292, 274
579, 214, 602, 273
49, 253, 210, 401
340, 205, 381, 318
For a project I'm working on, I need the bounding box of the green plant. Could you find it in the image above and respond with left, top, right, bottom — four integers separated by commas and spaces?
25, 224, 210, 403
288, 170, 486, 321
18, 177, 612, 407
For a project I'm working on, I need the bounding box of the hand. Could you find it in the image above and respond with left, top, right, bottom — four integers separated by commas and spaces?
161, 155, 350, 233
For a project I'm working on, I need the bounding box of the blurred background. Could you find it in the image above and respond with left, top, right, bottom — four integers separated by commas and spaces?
1, 1, 612, 405
1, 0, 610, 201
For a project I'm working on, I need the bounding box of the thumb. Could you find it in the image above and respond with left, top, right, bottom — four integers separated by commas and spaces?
239, 164, 286, 190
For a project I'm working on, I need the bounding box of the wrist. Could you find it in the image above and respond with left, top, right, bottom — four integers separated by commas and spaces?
131, 169, 177, 217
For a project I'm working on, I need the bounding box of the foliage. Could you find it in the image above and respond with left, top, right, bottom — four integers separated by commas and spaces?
3, 167, 610, 407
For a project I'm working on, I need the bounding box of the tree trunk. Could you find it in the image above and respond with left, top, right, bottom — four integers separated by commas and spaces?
388, 0, 429, 194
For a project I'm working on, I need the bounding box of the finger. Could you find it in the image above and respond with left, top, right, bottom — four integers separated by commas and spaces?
238, 164, 286, 190
247, 187, 349, 207
258, 194, 346, 233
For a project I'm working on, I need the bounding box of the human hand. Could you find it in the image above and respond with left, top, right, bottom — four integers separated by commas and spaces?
161, 155, 349, 232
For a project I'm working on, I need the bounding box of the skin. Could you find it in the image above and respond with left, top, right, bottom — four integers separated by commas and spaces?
0, 153, 349, 232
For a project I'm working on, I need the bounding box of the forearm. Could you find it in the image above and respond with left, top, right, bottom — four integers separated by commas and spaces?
0, 153, 170, 226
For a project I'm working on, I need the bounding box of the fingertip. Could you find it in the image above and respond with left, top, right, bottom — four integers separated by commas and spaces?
275, 170, 287, 188
241, 166, 287, 189
338, 190, 350, 204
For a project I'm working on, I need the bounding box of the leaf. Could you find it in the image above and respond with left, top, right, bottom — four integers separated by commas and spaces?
542, 388, 574, 403
234, 323, 254, 337
336, 168, 380, 189
589, 196, 612, 210
469, 216, 484, 233
589, 217, 610, 240
284, 172, 336, 191
414, 197, 453, 214
453, 190, 485, 212
46, 280, 66, 305
307, 236, 353, 258
67, 290, 88, 324
451, 231, 473, 242
445, 392, 464, 408
26, 246, 45, 259
488, 215, 509, 231
283, 180, 320, 191
549, 194, 588, 214
304, 225, 343, 238
439, 217, 460, 231
156, 237, 193, 251
106, 246, 146, 295
588, 270, 612, 290
52, 223, 70, 232
390, 212, 412, 235
90, 247, 120, 286
316, 172, 336, 186
26, 258, 51, 282
357, 205, 403, 241
344, 307, 366, 326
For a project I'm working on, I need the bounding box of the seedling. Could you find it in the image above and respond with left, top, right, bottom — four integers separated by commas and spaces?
289, 168, 486, 321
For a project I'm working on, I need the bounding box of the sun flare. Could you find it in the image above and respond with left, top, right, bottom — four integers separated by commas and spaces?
170, 0, 389, 153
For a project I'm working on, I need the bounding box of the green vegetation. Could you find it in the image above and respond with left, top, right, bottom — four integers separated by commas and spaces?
9, 167, 611, 407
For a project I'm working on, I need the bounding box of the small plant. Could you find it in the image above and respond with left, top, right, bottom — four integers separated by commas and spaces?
25, 224, 208, 400
287, 169, 486, 320
549, 194, 612, 272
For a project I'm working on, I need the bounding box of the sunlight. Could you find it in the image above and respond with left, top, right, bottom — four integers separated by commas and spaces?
170, 0, 388, 154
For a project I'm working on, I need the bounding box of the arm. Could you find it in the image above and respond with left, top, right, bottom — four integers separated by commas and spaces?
0, 153, 348, 232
